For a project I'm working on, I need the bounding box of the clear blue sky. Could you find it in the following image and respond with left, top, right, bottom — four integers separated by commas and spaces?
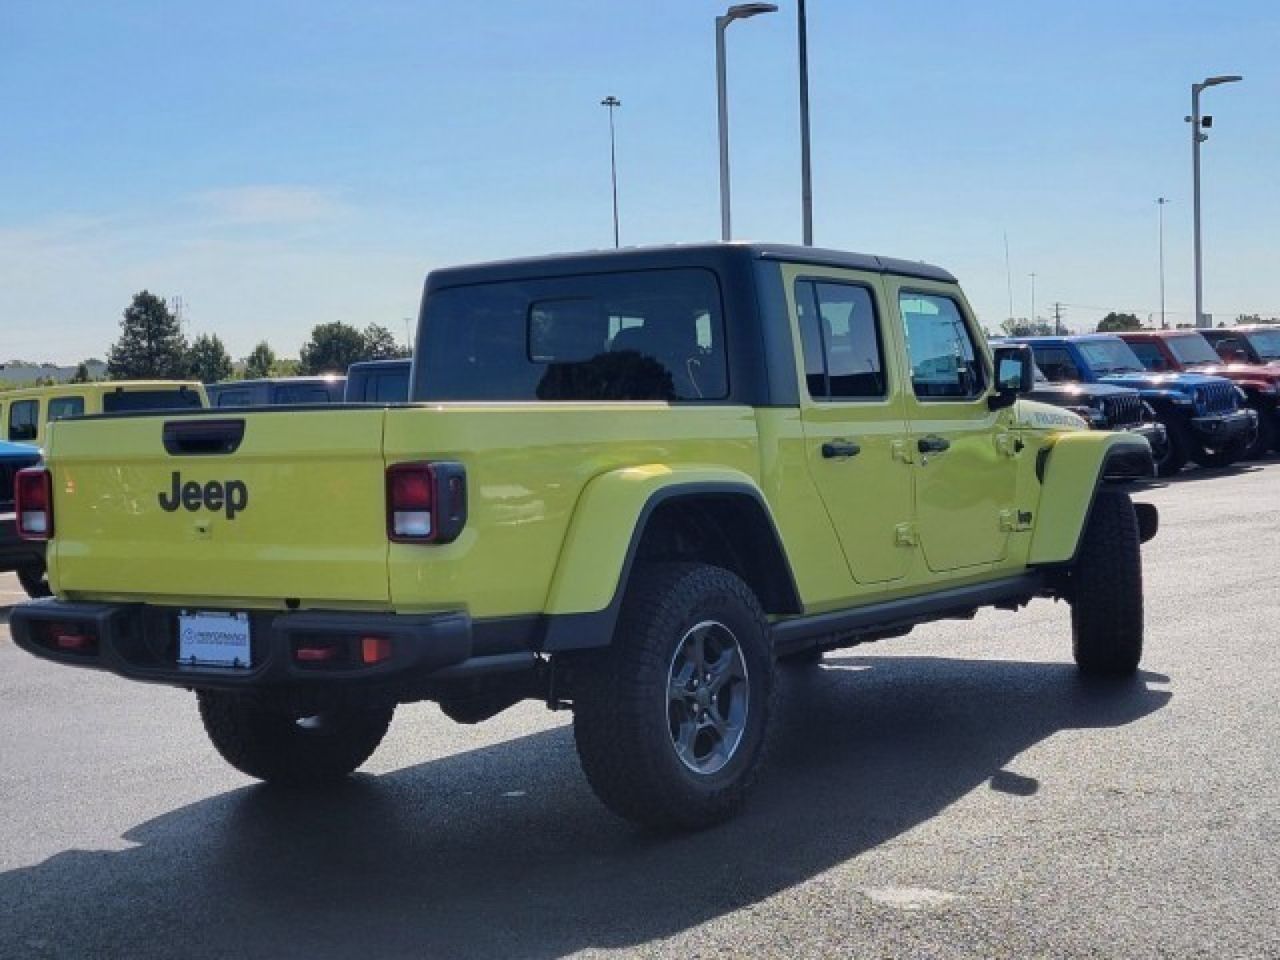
2, 0, 1278, 363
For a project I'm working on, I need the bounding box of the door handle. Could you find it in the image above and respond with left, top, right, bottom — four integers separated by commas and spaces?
917, 435, 951, 454
821, 440, 862, 459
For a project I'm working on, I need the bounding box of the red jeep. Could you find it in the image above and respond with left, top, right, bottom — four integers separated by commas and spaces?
1118, 329, 1279, 457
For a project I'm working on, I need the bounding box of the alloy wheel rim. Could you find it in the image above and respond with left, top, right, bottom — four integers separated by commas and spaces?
666, 619, 750, 776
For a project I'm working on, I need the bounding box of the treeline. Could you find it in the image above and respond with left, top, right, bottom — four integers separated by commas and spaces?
102, 290, 411, 383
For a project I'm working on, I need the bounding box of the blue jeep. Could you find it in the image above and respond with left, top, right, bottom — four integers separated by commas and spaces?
0, 439, 47, 597
1009, 334, 1257, 475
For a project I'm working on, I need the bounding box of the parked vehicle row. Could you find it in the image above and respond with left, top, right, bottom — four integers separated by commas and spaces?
1004, 333, 1261, 476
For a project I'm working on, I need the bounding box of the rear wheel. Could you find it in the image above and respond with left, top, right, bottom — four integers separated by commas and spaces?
572, 563, 774, 830
197, 692, 393, 785
1069, 490, 1143, 676
16, 561, 50, 598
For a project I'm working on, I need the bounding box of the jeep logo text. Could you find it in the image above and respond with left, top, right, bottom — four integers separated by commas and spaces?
158, 472, 248, 519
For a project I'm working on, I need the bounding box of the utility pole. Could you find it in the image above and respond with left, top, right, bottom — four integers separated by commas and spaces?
1157, 197, 1168, 329
1188, 74, 1242, 328
1029, 273, 1037, 326
798, 0, 813, 245
601, 96, 622, 248
1052, 302, 1065, 335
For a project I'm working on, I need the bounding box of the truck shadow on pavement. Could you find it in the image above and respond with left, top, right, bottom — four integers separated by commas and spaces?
0, 655, 1170, 960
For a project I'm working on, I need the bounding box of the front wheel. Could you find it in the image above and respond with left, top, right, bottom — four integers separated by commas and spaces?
1192, 429, 1249, 469
1069, 490, 1143, 676
572, 563, 774, 830
1245, 409, 1276, 459
1153, 417, 1190, 476
197, 692, 394, 785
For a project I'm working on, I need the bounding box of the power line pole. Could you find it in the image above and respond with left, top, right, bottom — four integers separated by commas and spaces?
601, 96, 622, 248
1029, 273, 1037, 324
1157, 197, 1168, 329
798, 0, 813, 245
1052, 302, 1065, 335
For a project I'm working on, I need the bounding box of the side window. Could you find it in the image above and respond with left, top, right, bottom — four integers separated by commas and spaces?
48, 396, 85, 420
795, 280, 887, 400
1127, 342, 1167, 372
8, 400, 39, 442
899, 293, 984, 399
216, 389, 252, 407
1032, 347, 1081, 383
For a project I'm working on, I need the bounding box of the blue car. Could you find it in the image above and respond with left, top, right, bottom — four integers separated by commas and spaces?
1008, 334, 1257, 475
1, 439, 47, 597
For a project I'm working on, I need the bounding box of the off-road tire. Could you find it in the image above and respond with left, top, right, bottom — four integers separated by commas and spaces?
1246, 409, 1276, 459
16, 561, 50, 598
197, 692, 394, 785
1192, 430, 1249, 469
1154, 417, 1190, 476
1070, 490, 1143, 676
572, 562, 775, 830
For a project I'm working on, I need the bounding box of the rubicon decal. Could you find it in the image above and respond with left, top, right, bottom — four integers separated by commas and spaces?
158, 472, 249, 519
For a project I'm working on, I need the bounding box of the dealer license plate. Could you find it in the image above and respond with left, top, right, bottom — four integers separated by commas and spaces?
178, 611, 252, 668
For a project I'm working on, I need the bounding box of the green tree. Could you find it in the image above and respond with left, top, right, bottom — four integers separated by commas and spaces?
243, 341, 276, 380
1000, 317, 1055, 337
298, 322, 368, 375
362, 323, 410, 360
71, 362, 92, 383
106, 291, 188, 379
1096, 312, 1142, 333
187, 333, 233, 383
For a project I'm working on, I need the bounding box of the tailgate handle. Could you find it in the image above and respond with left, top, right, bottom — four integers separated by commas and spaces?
163, 419, 245, 456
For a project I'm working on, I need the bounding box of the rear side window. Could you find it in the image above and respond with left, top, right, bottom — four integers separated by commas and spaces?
1034, 346, 1083, 382
273, 385, 332, 404
48, 396, 85, 420
1127, 342, 1169, 372
899, 293, 984, 399
216, 389, 254, 407
421, 268, 728, 402
7, 400, 38, 442
103, 389, 202, 412
795, 280, 886, 400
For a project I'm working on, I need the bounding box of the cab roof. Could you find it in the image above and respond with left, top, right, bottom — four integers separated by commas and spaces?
425, 242, 956, 291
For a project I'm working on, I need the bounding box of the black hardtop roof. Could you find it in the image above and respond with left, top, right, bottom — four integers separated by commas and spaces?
424, 242, 956, 290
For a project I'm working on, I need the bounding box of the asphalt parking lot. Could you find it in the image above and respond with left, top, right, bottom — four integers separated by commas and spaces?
1, 465, 1278, 960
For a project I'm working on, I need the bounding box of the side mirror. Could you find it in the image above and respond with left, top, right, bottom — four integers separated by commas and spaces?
989, 344, 1034, 410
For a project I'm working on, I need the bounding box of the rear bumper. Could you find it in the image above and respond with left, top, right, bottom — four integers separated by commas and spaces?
0, 514, 44, 572
8, 599, 508, 692
1190, 408, 1258, 442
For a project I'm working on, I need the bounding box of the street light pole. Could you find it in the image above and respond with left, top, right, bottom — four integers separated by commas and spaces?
716, 3, 778, 242
1157, 197, 1168, 329
798, 0, 813, 245
601, 96, 622, 248
1189, 74, 1242, 328
1029, 272, 1037, 326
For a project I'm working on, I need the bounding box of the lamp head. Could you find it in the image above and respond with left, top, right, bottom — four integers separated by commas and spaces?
725, 3, 778, 22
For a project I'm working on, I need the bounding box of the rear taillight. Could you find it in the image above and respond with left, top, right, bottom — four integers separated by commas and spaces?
15, 467, 53, 540
386, 461, 466, 544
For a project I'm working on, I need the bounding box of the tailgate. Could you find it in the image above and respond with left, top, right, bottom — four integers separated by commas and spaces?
49, 409, 391, 606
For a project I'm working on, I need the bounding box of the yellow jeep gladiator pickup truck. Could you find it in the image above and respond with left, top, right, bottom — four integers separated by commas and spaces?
11, 244, 1158, 829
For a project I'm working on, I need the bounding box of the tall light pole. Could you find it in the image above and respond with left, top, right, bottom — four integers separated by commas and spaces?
1029, 272, 1037, 326
798, 0, 813, 245
716, 3, 778, 242
1188, 74, 1242, 328
1157, 197, 1168, 329
601, 96, 622, 248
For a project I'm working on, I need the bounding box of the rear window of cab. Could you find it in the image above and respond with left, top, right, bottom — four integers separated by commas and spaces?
420, 268, 728, 402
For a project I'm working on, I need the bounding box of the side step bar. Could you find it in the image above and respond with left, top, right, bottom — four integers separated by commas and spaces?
771, 573, 1045, 658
